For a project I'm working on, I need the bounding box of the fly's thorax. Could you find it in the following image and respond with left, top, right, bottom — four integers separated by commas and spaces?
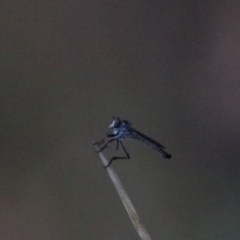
121, 120, 132, 130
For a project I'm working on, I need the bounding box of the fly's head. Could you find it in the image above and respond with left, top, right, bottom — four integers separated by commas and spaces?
108, 117, 122, 135
109, 116, 122, 129
108, 117, 133, 136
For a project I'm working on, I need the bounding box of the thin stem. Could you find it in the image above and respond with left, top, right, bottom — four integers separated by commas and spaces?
95, 147, 152, 240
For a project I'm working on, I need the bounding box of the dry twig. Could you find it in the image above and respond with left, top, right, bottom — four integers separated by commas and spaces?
96, 148, 152, 240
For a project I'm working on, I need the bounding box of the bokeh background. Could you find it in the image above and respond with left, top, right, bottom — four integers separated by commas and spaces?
1, 1, 240, 239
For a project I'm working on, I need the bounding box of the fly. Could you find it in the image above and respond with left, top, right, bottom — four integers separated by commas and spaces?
94, 117, 171, 168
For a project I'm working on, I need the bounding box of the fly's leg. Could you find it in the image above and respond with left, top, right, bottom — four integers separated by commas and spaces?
104, 156, 129, 168
120, 141, 130, 159
93, 139, 105, 146
104, 141, 130, 168
115, 139, 119, 150
95, 138, 117, 153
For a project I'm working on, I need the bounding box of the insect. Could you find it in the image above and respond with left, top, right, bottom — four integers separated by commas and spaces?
94, 117, 171, 168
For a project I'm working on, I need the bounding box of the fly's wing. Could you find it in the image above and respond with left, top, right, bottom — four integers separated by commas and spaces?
131, 129, 165, 148
131, 129, 171, 159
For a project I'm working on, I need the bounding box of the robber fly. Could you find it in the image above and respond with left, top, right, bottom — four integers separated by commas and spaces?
94, 117, 171, 168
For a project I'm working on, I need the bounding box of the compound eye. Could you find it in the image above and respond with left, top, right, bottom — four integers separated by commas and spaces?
109, 117, 121, 128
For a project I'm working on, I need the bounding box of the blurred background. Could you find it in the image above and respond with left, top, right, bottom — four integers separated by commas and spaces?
1, 0, 240, 239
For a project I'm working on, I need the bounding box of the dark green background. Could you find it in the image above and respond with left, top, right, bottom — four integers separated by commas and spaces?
1, 1, 240, 239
